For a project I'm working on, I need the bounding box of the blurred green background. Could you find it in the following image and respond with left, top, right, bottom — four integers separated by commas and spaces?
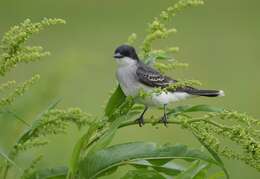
0, 0, 260, 178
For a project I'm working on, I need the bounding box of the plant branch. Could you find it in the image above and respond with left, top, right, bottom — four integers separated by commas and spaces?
84, 115, 232, 153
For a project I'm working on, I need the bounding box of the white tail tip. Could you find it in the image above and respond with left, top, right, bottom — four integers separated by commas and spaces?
218, 90, 225, 97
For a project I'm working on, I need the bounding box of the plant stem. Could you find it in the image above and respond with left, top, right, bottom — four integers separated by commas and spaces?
84, 115, 234, 154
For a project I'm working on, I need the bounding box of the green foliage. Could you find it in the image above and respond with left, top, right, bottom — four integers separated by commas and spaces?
0, 18, 65, 76
11, 108, 91, 158
0, 81, 16, 92
127, 33, 137, 45
125, 160, 186, 176
0, 149, 21, 172
0, 0, 260, 179
0, 19, 66, 153
121, 169, 165, 179
167, 104, 224, 116
21, 155, 43, 179
0, 18, 91, 179
140, 0, 204, 57
68, 123, 99, 178
0, 74, 40, 108
105, 85, 126, 119
0, 18, 65, 111
175, 161, 209, 179
78, 142, 221, 179
24, 166, 67, 179
187, 110, 260, 171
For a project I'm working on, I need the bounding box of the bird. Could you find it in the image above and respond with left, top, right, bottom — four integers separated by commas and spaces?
114, 44, 224, 127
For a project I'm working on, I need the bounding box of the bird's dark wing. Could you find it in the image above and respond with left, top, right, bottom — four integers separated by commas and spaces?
136, 62, 222, 97
136, 63, 176, 88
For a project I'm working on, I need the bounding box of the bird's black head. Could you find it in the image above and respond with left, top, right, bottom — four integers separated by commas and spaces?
114, 45, 139, 61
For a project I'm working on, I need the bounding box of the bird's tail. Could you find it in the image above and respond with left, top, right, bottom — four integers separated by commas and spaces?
189, 89, 225, 97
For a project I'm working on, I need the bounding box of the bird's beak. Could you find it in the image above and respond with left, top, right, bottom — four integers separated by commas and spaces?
113, 53, 123, 59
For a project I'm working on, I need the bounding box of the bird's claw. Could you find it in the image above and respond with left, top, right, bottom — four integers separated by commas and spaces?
136, 116, 145, 127
161, 114, 168, 127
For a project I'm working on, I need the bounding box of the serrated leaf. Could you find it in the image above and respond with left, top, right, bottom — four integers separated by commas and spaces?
105, 85, 126, 118
79, 142, 220, 179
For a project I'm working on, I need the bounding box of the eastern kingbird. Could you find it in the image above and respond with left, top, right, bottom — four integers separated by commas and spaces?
114, 44, 224, 127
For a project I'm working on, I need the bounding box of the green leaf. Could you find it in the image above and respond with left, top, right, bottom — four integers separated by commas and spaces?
88, 116, 123, 154
107, 97, 135, 124
193, 163, 210, 179
155, 53, 171, 60
0, 149, 21, 171
184, 105, 224, 113
105, 85, 126, 118
168, 105, 224, 116
167, 105, 191, 115
148, 158, 173, 166
68, 123, 99, 178
151, 51, 171, 61
0, 109, 31, 127
192, 132, 229, 179
208, 171, 225, 179
128, 160, 185, 176
144, 56, 156, 65
79, 142, 220, 179
30, 98, 62, 134
97, 166, 118, 178
121, 169, 166, 179
17, 98, 62, 144
144, 52, 171, 65
175, 161, 208, 179
26, 166, 67, 179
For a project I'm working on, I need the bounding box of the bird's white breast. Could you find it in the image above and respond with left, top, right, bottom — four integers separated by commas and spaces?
116, 59, 191, 107
149, 92, 190, 106
116, 63, 141, 97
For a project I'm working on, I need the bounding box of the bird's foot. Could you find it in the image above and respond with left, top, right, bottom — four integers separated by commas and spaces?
161, 114, 168, 127
136, 116, 145, 127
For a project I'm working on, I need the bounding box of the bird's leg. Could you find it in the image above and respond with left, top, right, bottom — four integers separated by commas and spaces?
136, 106, 148, 127
161, 104, 168, 127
